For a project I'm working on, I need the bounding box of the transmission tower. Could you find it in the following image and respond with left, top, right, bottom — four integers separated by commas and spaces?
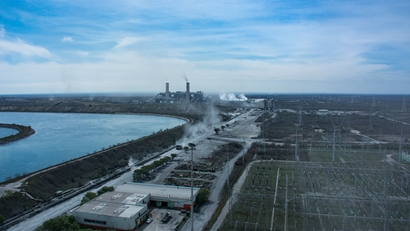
372, 95, 376, 108
402, 96, 407, 112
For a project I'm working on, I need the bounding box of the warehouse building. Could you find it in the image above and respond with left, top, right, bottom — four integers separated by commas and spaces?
71, 183, 199, 231
116, 182, 200, 210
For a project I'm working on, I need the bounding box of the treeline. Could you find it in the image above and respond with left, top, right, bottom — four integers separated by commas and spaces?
35, 215, 109, 231
133, 156, 172, 181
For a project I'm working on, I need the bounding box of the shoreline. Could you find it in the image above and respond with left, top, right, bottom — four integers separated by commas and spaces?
0, 111, 191, 185
0, 123, 35, 145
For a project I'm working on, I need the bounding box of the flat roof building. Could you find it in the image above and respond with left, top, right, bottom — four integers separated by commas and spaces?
72, 191, 149, 231
117, 182, 200, 210
71, 183, 200, 230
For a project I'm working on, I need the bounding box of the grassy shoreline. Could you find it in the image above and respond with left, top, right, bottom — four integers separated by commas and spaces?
0, 123, 35, 145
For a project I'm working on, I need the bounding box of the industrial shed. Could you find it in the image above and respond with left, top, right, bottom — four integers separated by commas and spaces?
116, 182, 200, 210
72, 191, 149, 231
71, 183, 199, 230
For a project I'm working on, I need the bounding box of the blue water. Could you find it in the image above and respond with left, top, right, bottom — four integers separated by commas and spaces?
0, 112, 185, 182
0, 127, 19, 138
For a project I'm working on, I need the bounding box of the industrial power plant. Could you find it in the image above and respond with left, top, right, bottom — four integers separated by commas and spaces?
148, 82, 205, 103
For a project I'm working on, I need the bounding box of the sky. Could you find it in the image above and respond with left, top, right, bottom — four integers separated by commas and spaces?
0, 0, 409, 95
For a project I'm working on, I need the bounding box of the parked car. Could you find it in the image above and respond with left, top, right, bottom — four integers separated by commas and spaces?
146, 218, 152, 224
161, 212, 172, 223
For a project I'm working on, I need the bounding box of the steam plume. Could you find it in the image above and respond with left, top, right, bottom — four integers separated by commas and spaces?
219, 90, 248, 101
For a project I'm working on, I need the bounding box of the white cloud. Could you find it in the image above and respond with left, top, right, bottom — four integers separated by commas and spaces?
0, 1, 409, 94
0, 38, 53, 59
0, 27, 5, 37
70, 50, 89, 56
113, 37, 143, 49
62, 36, 73, 42
0, 48, 400, 95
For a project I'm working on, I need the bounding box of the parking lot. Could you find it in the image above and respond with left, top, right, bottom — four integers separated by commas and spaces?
139, 208, 187, 231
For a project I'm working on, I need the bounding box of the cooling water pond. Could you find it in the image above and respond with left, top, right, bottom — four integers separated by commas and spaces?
0, 127, 19, 138
0, 112, 185, 182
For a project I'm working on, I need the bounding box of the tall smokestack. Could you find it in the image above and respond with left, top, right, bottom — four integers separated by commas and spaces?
186, 82, 190, 102
166, 82, 169, 99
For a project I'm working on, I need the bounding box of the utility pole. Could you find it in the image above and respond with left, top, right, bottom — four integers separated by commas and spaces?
284, 174, 288, 231
227, 145, 230, 188
402, 96, 407, 112
188, 142, 196, 231
295, 127, 299, 161
399, 128, 403, 164
332, 127, 336, 163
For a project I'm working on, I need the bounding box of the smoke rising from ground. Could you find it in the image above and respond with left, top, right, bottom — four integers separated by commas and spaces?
177, 103, 222, 146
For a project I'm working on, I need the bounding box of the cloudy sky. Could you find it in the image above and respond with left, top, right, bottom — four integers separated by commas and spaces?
0, 0, 409, 95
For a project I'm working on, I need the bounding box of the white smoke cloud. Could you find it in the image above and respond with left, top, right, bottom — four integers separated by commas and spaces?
219, 90, 248, 101
177, 104, 221, 146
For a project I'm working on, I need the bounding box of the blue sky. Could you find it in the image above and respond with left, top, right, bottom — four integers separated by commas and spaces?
0, 0, 409, 94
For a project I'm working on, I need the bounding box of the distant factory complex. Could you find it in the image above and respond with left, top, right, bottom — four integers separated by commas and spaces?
148, 82, 205, 103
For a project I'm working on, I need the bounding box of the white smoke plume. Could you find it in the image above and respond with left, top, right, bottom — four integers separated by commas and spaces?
177, 104, 221, 146
128, 156, 135, 167
219, 90, 248, 101
183, 73, 188, 82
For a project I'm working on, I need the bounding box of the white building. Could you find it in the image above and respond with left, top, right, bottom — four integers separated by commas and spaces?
116, 182, 200, 210
71, 183, 200, 230
317, 109, 329, 115
72, 191, 149, 231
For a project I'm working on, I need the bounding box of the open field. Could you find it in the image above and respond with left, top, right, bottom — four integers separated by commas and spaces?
218, 145, 410, 231
216, 94, 410, 230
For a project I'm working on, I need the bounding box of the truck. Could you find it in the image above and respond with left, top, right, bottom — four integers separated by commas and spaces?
161, 212, 172, 223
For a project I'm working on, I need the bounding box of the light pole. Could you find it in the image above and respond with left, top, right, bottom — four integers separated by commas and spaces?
226, 145, 230, 188
188, 142, 196, 231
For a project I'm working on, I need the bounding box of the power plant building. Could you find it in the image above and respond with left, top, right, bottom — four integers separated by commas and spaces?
71, 183, 199, 231
150, 82, 205, 103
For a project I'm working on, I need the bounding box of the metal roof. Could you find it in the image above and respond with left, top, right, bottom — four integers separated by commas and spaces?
116, 183, 200, 201
75, 191, 147, 218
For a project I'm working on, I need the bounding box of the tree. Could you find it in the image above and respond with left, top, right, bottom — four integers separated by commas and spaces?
141, 165, 153, 173
81, 192, 97, 204
36, 215, 80, 231
133, 169, 146, 181
171, 153, 177, 160
184, 146, 189, 153
188, 143, 196, 149
196, 188, 210, 204
97, 186, 114, 195
162, 156, 172, 162
153, 160, 163, 168
0, 214, 4, 224
221, 125, 225, 131
214, 128, 220, 135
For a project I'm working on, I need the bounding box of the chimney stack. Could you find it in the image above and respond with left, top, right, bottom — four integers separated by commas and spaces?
186, 82, 190, 102
165, 83, 170, 99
